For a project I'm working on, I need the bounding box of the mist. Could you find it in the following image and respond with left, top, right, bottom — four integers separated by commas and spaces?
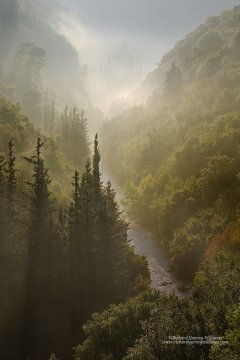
55, 8, 149, 112
1, 1, 240, 359
56, 0, 240, 112
1, 0, 240, 119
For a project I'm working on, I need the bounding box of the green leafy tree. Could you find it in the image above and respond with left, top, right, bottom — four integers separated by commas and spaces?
75, 292, 157, 360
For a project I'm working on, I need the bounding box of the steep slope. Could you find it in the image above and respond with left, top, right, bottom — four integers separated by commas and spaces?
137, 4, 240, 100
101, 5, 240, 280
0, 0, 90, 126
0, 96, 90, 204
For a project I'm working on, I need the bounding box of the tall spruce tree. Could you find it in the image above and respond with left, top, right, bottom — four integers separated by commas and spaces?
93, 133, 101, 199
91, 134, 105, 304
6, 139, 17, 222
55, 207, 69, 300
0, 142, 22, 360
25, 138, 51, 245
0, 155, 6, 235
78, 160, 94, 312
21, 138, 53, 359
164, 63, 182, 99
0, 155, 7, 356
66, 162, 95, 348
68, 170, 82, 329
0, 128, 150, 360
101, 181, 130, 302
69, 170, 81, 238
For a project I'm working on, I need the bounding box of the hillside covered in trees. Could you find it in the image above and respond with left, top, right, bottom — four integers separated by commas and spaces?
102, 4, 240, 280
0, 0, 104, 133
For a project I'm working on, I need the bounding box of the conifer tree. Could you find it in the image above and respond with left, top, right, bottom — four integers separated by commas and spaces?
4, 139, 18, 286
93, 133, 101, 199
164, 63, 182, 99
1, 142, 21, 360
67, 163, 94, 343
6, 139, 17, 217
5, 139, 18, 264
100, 181, 130, 301
69, 170, 81, 237
78, 160, 94, 308
60, 106, 89, 170
49, 101, 56, 136
91, 134, 107, 304
57, 207, 68, 245
0, 155, 7, 352
55, 207, 68, 288
0, 155, 6, 233
43, 94, 50, 133
22, 138, 53, 359
68, 170, 81, 312
25, 138, 51, 244
79, 159, 94, 243
0, 155, 5, 192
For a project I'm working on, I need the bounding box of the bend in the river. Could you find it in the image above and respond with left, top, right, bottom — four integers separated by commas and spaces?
101, 167, 186, 297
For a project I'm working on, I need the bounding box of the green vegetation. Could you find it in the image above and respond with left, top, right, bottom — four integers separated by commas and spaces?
0, 99, 149, 359
101, 5, 240, 280
75, 292, 157, 360
0, 97, 89, 201
76, 7, 240, 354
75, 253, 240, 360
0, 0, 103, 133
1, 2, 240, 360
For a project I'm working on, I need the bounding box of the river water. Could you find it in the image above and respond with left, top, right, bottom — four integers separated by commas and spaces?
128, 224, 183, 295
101, 168, 184, 296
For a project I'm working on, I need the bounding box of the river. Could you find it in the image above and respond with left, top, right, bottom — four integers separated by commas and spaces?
101, 168, 185, 296
128, 224, 184, 295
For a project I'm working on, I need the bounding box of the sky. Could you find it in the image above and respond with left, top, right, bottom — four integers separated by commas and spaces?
56, 0, 240, 109
59, 0, 240, 41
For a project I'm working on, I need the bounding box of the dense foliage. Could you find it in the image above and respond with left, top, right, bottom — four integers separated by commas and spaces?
1, 3, 240, 360
0, 101, 149, 359
75, 252, 240, 360
101, 5, 240, 280
0, 96, 90, 200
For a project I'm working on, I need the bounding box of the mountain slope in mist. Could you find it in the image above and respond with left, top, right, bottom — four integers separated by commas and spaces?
111, 3, 240, 113
101, 4, 240, 280
0, 0, 91, 126
0, 0, 145, 130
135, 4, 240, 104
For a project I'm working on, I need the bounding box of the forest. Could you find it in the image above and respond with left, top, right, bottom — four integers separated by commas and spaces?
0, 100, 148, 359
0, 1, 240, 360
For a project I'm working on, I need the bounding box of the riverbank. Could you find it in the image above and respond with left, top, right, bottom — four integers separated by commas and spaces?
101, 167, 186, 296
128, 224, 186, 296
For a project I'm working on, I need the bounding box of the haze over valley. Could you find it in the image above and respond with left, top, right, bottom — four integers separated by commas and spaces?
0, 1, 240, 359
